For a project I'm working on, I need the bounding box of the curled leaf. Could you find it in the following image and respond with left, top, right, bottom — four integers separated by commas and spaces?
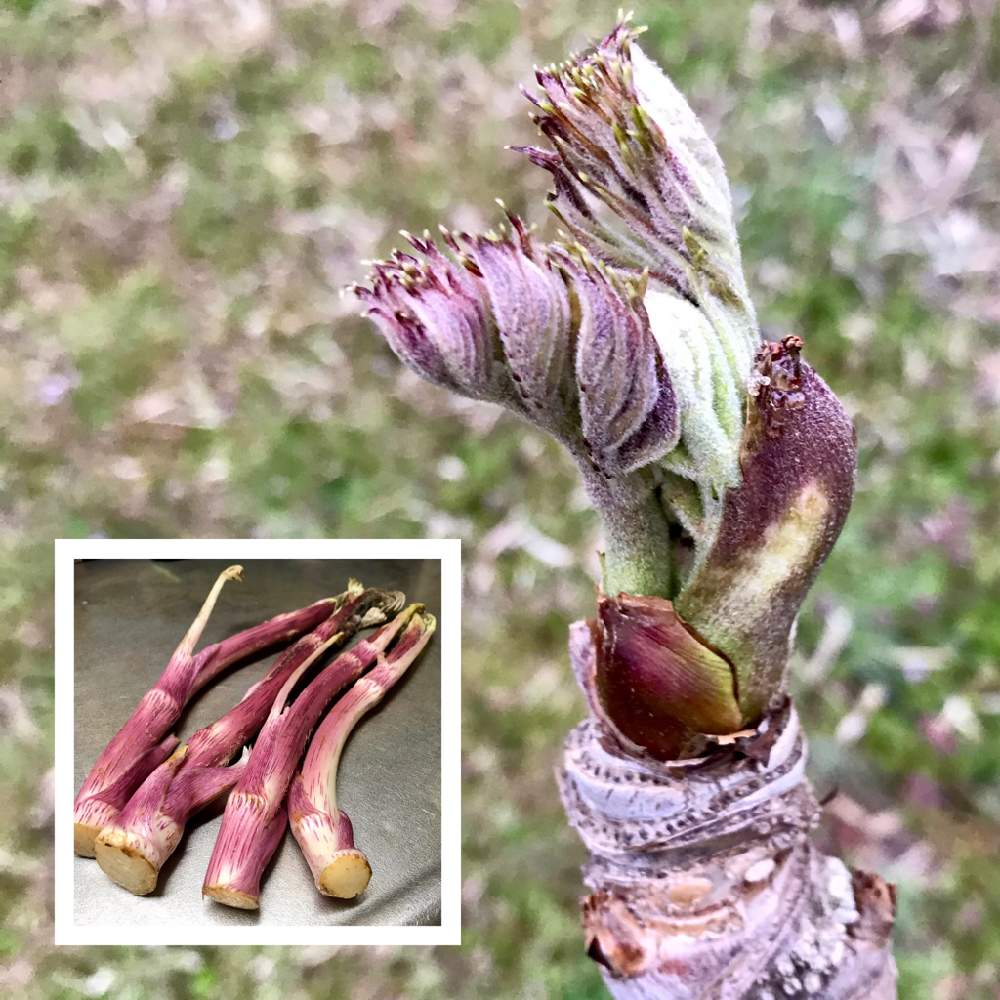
356, 223, 683, 483
517, 20, 756, 350
645, 288, 744, 521
354, 238, 509, 403
518, 19, 760, 537
555, 248, 679, 475
466, 220, 575, 435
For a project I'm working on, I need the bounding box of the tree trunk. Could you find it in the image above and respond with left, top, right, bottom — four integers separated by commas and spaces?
560, 622, 897, 999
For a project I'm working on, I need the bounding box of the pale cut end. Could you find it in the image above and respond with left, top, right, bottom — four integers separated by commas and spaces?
74, 822, 103, 858
318, 850, 372, 899
94, 838, 158, 895
203, 884, 260, 909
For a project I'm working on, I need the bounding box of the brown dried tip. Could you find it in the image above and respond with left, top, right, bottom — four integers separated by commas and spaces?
851, 870, 897, 944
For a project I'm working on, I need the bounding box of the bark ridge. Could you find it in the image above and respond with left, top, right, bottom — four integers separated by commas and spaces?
561, 624, 896, 999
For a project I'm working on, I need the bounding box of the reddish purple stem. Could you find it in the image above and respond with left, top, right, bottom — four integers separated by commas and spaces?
92, 584, 400, 891
74, 565, 342, 856
202, 607, 418, 908
288, 608, 436, 898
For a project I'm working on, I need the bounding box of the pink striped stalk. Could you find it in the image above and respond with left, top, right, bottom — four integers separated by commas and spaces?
288, 607, 435, 899
74, 565, 343, 857
92, 582, 403, 894
202, 604, 423, 909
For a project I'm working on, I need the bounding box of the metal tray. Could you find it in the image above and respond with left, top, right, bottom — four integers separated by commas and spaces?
73, 558, 441, 930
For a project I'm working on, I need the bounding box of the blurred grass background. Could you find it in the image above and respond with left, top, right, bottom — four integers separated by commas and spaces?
2, 0, 999, 997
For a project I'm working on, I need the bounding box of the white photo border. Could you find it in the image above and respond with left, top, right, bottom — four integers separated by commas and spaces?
54, 537, 462, 947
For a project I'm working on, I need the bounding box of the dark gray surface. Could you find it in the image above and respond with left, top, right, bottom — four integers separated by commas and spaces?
73, 558, 441, 928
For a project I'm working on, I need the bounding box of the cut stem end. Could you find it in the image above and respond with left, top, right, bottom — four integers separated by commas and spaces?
203, 885, 260, 910
93, 838, 158, 895
73, 822, 103, 858
318, 850, 373, 899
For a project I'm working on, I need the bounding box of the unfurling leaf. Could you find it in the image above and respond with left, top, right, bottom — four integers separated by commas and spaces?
355, 238, 509, 403
356, 220, 683, 482
518, 23, 744, 305
518, 19, 760, 543
554, 250, 679, 475
470, 220, 574, 435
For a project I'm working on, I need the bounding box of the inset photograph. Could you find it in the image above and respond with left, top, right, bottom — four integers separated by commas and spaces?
54, 540, 460, 946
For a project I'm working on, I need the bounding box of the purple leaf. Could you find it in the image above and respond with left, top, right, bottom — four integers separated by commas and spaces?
557, 250, 679, 475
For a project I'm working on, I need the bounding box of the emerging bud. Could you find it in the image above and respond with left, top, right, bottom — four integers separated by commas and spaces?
355, 18, 773, 603
519, 23, 730, 289
356, 18, 856, 740
518, 17, 763, 536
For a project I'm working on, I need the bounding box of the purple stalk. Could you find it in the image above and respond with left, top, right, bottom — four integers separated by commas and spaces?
288, 608, 436, 898
74, 565, 343, 857
201, 605, 422, 909
91, 582, 403, 894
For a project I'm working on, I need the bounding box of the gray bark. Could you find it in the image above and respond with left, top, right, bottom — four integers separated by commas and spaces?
560, 623, 897, 999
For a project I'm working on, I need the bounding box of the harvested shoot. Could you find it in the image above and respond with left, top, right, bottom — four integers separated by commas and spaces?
202, 602, 421, 910
355, 14, 896, 997
74, 565, 344, 857
288, 607, 436, 899
93, 581, 401, 895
